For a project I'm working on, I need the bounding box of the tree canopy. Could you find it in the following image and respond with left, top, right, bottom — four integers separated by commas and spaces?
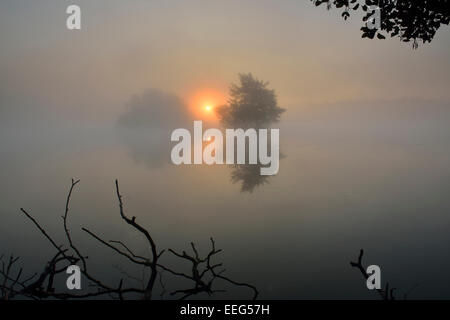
216, 73, 285, 129
216, 74, 285, 193
312, 0, 450, 48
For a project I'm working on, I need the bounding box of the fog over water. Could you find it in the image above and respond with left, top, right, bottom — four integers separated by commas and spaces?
2, 97, 450, 298
1, 0, 450, 299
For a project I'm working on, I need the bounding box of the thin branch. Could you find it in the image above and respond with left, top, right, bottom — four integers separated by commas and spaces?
20, 208, 63, 254
62, 179, 86, 269
115, 180, 159, 299
350, 249, 390, 300
82, 228, 149, 266
109, 240, 148, 262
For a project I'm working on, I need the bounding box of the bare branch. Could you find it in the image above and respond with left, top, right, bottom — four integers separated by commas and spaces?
20, 208, 63, 254
5, 180, 258, 301
82, 228, 150, 266
109, 240, 148, 262
350, 249, 392, 300
115, 180, 159, 299
62, 179, 86, 270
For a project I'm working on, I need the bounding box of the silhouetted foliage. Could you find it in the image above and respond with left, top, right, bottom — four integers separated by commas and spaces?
216, 74, 285, 193
216, 74, 285, 129
230, 164, 270, 193
312, 0, 450, 48
0, 180, 258, 300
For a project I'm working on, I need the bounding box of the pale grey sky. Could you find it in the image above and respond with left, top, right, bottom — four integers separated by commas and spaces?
1, 0, 449, 124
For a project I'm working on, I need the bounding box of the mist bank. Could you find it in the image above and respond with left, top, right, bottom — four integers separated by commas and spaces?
2, 92, 450, 172
281, 99, 450, 146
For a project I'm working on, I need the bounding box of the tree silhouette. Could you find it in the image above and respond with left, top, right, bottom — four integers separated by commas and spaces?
0, 179, 258, 300
216, 74, 285, 193
216, 73, 285, 129
312, 0, 450, 48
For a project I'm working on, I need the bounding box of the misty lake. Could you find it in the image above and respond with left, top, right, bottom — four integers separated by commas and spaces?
1, 99, 450, 299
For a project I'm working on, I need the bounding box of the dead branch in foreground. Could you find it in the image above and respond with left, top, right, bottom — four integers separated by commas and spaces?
0, 179, 258, 300
351, 249, 420, 300
350, 249, 393, 300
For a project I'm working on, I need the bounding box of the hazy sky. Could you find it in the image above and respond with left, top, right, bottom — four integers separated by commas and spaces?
1, 0, 449, 125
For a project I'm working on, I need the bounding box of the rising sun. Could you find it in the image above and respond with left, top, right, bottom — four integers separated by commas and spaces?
186, 88, 226, 121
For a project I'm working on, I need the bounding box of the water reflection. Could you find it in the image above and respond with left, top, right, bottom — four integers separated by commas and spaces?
116, 88, 192, 169
230, 164, 269, 193
216, 74, 286, 193
116, 74, 285, 193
